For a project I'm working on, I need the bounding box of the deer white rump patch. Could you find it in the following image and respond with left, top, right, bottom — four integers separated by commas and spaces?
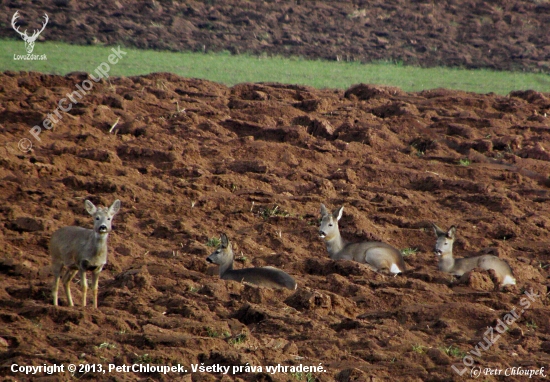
502, 275, 516, 285
390, 263, 402, 274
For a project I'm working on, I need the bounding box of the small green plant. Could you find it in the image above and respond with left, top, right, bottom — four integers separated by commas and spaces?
199, 21, 215, 30
188, 285, 199, 292
206, 237, 221, 247
228, 333, 247, 345
260, 205, 289, 220
235, 255, 248, 263
458, 158, 471, 166
30, 318, 42, 329
526, 320, 538, 330
135, 353, 153, 364
440, 345, 466, 358
401, 247, 418, 257
290, 372, 315, 382
412, 344, 425, 354
410, 143, 425, 157
206, 327, 221, 337
96, 342, 117, 350
255, 32, 271, 41
347, 9, 367, 19
411, 142, 426, 158
206, 327, 230, 338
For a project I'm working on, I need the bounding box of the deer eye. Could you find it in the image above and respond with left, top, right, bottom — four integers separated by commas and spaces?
96, 217, 99, 220
328, 223, 333, 227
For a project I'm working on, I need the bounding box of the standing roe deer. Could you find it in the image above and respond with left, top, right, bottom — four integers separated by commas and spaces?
319, 204, 406, 274
206, 233, 297, 290
432, 223, 516, 286
51, 199, 121, 308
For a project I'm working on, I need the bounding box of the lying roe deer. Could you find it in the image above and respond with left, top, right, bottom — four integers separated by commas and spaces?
319, 204, 406, 274
206, 233, 297, 290
432, 223, 516, 286
51, 199, 121, 308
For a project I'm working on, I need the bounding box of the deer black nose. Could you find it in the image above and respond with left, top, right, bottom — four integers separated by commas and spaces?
99, 225, 108, 232
206, 257, 214, 263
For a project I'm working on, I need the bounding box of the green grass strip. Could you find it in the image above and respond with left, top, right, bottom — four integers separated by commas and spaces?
1, 39, 549, 94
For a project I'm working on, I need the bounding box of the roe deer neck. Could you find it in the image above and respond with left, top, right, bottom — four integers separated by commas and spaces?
219, 249, 235, 277
435, 236, 455, 272
325, 229, 347, 258
438, 253, 455, 272
93, 231, 109, 261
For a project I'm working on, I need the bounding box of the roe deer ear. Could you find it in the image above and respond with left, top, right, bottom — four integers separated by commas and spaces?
447, 226, 456, 239
220, 233, 230, 248
109, 199, 121, 215
320, 204, 329, 216
85, 200, 97, 215
432, 223, 446, 237
333, 206, 344, 221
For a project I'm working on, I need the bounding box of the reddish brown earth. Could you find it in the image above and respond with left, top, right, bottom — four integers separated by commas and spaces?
2, 0, 550, 71
2, 1, 550, 381
1, 72, 550, 381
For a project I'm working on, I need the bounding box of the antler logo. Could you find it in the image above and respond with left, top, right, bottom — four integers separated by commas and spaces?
12, 11, 49, 54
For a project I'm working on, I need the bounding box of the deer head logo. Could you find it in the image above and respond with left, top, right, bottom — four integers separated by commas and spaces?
12, 11, 49, 54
